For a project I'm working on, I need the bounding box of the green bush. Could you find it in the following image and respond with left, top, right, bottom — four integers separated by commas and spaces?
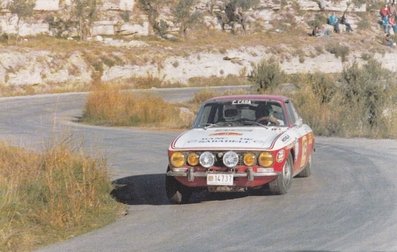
338, 59, 395, 136
285, 65, 397, 138
308, 72, 337, 104
248, 58, 285, 92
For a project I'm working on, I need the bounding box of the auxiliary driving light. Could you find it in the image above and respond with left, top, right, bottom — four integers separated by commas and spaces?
223, 151, 239, 168
258, 152, 273, 167
170, 152, 185, 168
187, 152, 199, 166
243, 152, 257, 166
199, 151, 215, 168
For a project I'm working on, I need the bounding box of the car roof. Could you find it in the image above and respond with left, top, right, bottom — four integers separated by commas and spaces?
205, 94, 289, 104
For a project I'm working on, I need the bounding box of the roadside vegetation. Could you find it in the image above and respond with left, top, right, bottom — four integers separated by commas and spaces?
82, 57, 397, 139
251, 58, 397, 138
0, 139, 123, 251
82, 85, 192, 128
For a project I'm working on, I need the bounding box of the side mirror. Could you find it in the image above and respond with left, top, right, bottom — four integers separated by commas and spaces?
294, 118, 303, 127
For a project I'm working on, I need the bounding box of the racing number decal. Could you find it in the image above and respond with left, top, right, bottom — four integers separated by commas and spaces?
301, 135, 308, 167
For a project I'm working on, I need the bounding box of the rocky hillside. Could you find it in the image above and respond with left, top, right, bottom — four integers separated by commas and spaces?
0, 0, 395, 92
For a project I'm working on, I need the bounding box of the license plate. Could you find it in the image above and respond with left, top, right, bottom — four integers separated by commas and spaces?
207, 173, 233, 186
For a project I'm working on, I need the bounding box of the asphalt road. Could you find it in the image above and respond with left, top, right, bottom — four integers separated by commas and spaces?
1, 88, 397, 251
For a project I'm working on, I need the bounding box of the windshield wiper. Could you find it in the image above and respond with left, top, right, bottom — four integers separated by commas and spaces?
202, 122, 223, 129
238, 119, 268, 128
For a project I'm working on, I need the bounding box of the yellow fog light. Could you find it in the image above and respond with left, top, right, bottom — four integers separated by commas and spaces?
187, 153, 199, 166
170, 152, 185, 168
243, 152, 256, 166
258, 152, 273, 167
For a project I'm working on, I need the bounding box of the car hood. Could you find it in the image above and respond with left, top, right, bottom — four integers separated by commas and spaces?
171, 127, 288, 150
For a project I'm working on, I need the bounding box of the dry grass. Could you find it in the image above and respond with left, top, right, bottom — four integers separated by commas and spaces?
284, 75, 397, 138
82, 85, 189, 128
0, 139, 122, 251
82, 85, 251, 129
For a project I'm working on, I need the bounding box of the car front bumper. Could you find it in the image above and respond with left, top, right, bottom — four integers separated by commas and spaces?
167, 167, 279, 188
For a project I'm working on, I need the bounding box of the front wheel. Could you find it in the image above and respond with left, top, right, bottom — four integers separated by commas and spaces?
165, 174, 191, 204
269, 154, 293, 195
298, 154, 312, 178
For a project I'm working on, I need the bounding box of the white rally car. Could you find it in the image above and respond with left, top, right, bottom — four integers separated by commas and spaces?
166, 95, 315, 204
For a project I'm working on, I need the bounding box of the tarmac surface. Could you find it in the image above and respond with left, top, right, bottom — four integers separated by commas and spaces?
0, 88, 396, 251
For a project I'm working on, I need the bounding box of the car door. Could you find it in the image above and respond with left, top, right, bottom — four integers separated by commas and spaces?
285, 101, 310, 173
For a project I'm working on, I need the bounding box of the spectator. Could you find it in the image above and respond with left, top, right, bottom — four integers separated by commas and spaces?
384, 33, 396, 47
311, 25, 331, 37
389, 14, 397, 33
382, 14, 391, 33
328, 12, 340, 33
340, 13, 353, 32
380, 4, 391, 18
311, 25, 321, 36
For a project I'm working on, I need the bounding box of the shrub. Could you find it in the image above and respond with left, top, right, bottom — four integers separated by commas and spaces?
326, 43, 350, 62
307, 72, 337, 104
337, 59, 396, 137
307, 13, 327, 29
248, 58, 285, 92
82, 86, 189, 128
0, 140, 121, 251
290, 84, 343, 136
286, 61, 397, 138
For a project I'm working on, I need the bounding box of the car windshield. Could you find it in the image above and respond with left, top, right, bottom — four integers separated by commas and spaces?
193, 99, 286, 128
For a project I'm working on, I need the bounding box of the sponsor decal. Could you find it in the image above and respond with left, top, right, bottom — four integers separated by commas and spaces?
232, 100, 252, 105
195, 137, 255, 144
282, 135, 290, 142
214, 129, 253, 132
210, 132, 242, 136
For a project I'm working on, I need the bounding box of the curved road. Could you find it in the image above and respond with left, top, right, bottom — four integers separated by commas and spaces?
0, 89, 397, 251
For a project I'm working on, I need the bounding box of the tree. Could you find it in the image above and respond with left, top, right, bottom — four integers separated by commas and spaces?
138, 0, 169, 38
172, 0, 201, 37
215, 0, 258, 33
8, 0, 35, 39
72, 0, 97, 40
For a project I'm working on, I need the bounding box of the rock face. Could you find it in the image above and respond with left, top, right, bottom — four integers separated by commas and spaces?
0, 0, 381, 89
0, 0, 367, 37
0, 50, 92, 86
1, 46, 396, 88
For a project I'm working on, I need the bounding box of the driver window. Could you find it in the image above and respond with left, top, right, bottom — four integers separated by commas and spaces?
286, 101, 299, 125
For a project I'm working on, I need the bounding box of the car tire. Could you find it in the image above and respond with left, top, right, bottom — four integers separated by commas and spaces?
269, 154, 293, 195
165, 173, 191, 204
298, 154, 312, 177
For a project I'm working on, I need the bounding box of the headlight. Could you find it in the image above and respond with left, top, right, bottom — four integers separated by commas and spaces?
187, 152, 199, 166
223, 151, 239, 168
243, 152, 256, 166
258, 152, 273, 167
199, 152, 215, 168
170, 152, 185, 168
